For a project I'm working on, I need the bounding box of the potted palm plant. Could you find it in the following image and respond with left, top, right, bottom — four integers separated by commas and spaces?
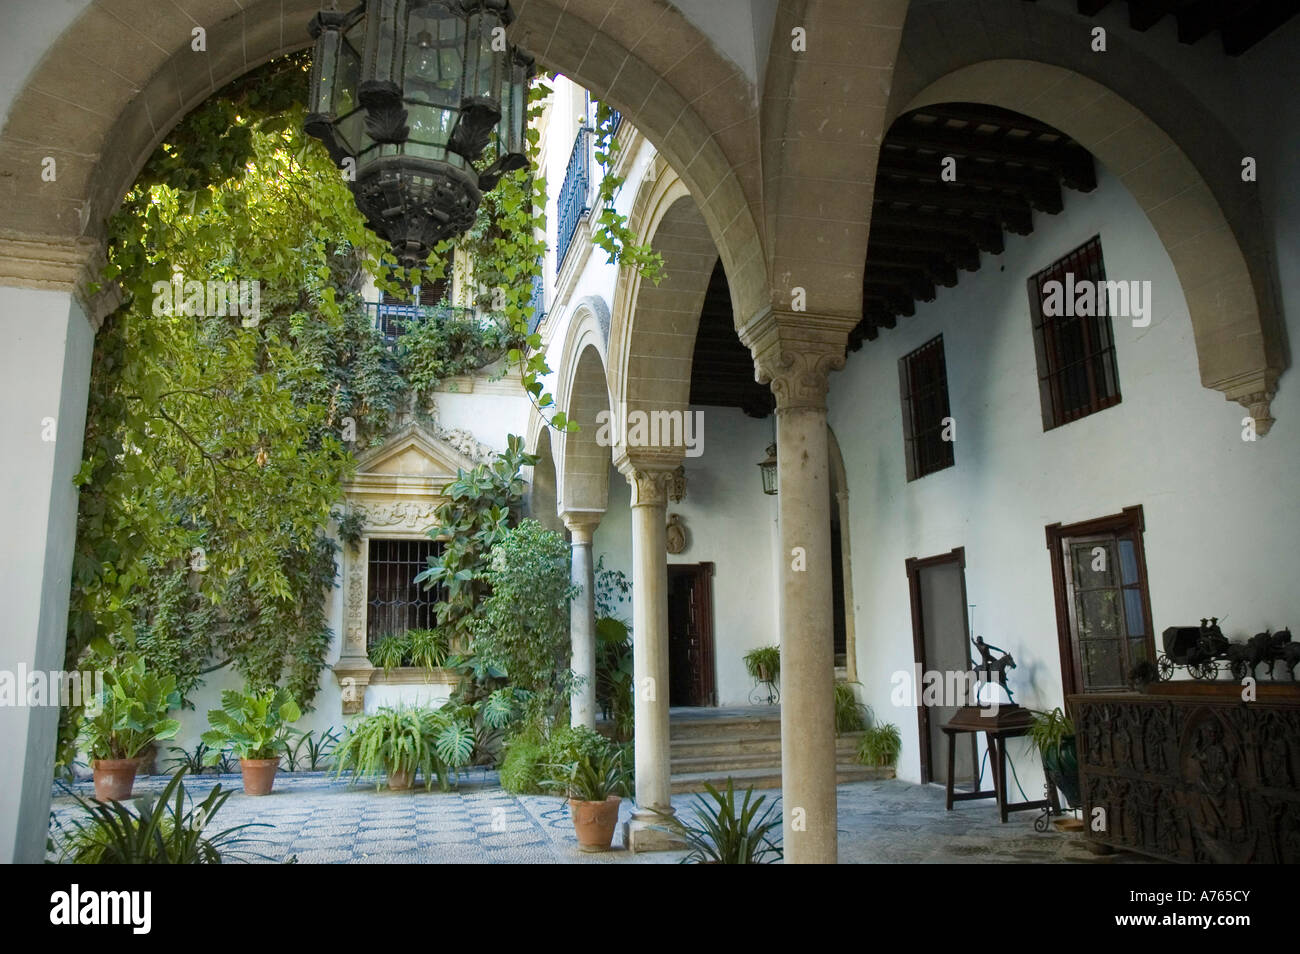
332, 705, 474, 791
1028, 706, 1080, 811
201, 685, 301, 795
544, 747, 630, 852
80, 653, 182, 801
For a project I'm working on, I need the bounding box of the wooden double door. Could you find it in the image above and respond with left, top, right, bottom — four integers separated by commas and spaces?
667, 562, 717, 707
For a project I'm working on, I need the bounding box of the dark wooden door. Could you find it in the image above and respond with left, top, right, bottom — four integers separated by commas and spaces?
667, 563, 716, 707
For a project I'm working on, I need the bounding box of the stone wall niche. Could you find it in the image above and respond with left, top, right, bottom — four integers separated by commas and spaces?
333, 422, 490, 715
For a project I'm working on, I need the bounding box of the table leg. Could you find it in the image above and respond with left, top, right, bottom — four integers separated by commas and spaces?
945, 732, 956, 810
997, 736, 1010, 823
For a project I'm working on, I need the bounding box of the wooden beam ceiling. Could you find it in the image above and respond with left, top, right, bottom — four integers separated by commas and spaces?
688, 258, 776, 418
851, 103, 1096, 350
1019, 0, 1297, 55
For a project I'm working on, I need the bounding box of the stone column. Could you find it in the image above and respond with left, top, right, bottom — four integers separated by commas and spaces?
741, 310, 856, 865
0, 237, 110, 863
616, 460, 682, 851
563, 512, 601, 730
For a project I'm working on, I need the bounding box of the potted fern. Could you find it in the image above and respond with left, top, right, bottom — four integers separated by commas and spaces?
1028, 707, 1079, 809
543, 747, 630, 852
332, 705, 474, 791
80, 653, 181, 801
201, 686, 301, 795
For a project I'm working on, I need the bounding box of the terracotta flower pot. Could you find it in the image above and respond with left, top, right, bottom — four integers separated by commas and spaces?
569, 795, 621, 852
240, 758, 280, 796
387, 764, 415, 791
92, 758, 139, 801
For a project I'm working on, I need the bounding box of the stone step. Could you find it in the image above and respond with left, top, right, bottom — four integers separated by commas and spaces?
670, 763, 894, 795
670, 733, 863, 761
669, 714, 782, 741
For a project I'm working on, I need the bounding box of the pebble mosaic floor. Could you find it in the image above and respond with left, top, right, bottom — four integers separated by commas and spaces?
49, 773, 1146, 864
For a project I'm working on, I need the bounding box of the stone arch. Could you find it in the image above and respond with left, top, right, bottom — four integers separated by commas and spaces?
827, 426, 857, 683
0, 0, 769, 325
554, 299, 613, 515
887, 2, 1285, 426
607, 161, 716, 461
757, 0, 912, 320
525, 424, 564, 536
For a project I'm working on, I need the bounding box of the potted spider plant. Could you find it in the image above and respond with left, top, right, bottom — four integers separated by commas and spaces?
543, 747, 630, 852
857, 723, 901, 768
201, 685, 301, 795
743, 646, 780, 699
332, 705, 474, 792
79, 653, 181, 801
1028, 706, 1079, 810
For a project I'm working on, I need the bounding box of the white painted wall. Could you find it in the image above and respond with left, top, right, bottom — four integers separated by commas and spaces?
0, 286, 93, 861
591, 408, 782, 707
830, 164, 1300, 791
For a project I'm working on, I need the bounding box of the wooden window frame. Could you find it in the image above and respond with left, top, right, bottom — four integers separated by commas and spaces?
1045, 506, 1155, 698
898, 334, 955, 481
1027, 235, 1122, 431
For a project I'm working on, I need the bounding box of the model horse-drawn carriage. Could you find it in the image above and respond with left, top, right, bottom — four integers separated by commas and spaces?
1157, 618, 1297, 681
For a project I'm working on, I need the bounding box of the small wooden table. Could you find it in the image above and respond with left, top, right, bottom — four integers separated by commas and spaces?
940, 705, 1054, 823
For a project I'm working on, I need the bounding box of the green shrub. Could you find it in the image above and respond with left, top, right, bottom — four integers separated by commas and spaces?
499, 735, 547, 794
50, 771, 273, 864
471, 520, 578, 726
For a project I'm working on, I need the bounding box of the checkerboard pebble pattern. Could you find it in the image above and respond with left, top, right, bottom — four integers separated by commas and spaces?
49, 774, 1146, 864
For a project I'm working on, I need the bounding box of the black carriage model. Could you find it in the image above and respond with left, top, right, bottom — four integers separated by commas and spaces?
1157, 618, 1230, 680
1227, 627, 1296, 681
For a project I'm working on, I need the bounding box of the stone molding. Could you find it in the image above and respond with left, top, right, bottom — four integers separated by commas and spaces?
0, 234, 119, 330
1214, 367, 1279, 435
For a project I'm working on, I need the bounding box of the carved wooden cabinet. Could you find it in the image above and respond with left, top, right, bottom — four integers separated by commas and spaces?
1072, 686, 1300, 863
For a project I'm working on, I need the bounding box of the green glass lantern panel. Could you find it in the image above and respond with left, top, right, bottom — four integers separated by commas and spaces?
362, 0, 403, 89
404, 4, 464, 108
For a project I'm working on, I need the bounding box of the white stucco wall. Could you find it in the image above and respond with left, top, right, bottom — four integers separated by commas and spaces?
830, 163, 1300, 791
591, 407, 782, 707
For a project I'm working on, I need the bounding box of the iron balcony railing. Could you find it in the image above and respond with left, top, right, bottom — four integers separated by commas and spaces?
556, 127, 591, 273
528, 267, 546, 334
607, 108, 622, 137
365, 300, 477, 347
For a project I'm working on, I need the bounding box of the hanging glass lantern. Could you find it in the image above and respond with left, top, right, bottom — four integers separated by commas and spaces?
758, 444, 778, 495
305, 1, 534, 267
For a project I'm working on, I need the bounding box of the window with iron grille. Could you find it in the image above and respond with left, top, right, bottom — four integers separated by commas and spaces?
1027, 236, 1121, 429
366, 538, 446, 648
898, 335, 954, 481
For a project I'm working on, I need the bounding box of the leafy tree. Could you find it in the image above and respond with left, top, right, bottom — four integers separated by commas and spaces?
413, 434, 536, 640
470, 520, 578, 728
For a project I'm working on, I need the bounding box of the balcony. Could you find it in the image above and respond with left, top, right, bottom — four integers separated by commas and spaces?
528, 267, 546, 334
365, 300, 477, 348
556, 127, 591, 274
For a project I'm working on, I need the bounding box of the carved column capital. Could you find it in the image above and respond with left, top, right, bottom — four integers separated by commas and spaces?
0, 234, 119, 331
1215, 366, 1279, 436
617, 463, 677, 508
738, 308, 857, 412
561, 509, 603, 543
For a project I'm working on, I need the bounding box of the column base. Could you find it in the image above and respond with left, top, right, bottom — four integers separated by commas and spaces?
624, 809, 687, 853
